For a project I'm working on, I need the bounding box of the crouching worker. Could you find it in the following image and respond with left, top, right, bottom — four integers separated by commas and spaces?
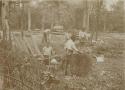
43, 43, 53, 66
64, 36, 81, 75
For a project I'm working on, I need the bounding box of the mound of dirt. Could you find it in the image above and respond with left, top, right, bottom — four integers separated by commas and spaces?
69, 52, 93, 76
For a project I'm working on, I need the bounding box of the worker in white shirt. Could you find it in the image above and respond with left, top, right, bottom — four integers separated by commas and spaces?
64, 37, 79, 55
78, 28, 87, 48
85, 33, 91, 41
64, 36, 80, 75
79, 28, 86, 39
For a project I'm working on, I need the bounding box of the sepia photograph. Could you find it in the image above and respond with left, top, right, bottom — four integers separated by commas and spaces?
0, 0, 124, 90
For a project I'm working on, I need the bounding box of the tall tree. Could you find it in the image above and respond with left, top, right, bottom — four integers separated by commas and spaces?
104, 0, 124, 32
111, 0, 124, 32
31, 1, 75, 30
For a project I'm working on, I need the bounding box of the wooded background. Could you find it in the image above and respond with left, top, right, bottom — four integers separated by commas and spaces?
0, 0, 124, 32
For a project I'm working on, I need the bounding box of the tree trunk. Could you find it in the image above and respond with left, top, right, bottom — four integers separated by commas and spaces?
28, 6, 31, 31
2, 0, 10, 41
95, 0, 101, 40
83, 0, 89, 31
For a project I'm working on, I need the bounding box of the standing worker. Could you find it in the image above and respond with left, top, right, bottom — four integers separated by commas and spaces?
79, 28, 87, 48
42, 29, 51, 44
79, 28, 86, 41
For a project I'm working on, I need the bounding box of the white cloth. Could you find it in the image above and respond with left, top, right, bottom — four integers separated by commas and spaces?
51, 58, 58, 64
79, 31, 86, 38
96, 55, 104, 63
98, 40, 104, 45
43, 46, 52, 56
85, 33, 91, 40
64, 39, 78, 51
44, 29, 50, 33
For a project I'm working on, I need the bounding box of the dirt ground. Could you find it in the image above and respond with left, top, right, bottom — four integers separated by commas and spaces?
52, 33, 125, 90
85, 33, 125, 90
0, 32, 125, 90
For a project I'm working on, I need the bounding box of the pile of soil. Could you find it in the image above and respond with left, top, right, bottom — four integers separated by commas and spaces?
67, 52, 93, 77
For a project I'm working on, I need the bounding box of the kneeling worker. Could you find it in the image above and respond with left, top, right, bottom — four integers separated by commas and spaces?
43, 43, 53, 65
